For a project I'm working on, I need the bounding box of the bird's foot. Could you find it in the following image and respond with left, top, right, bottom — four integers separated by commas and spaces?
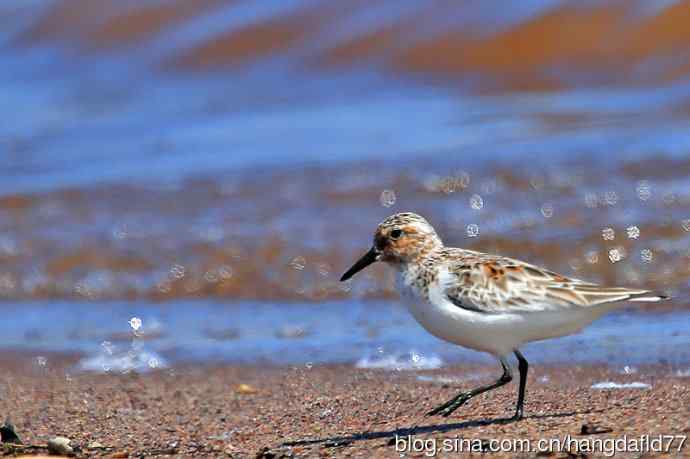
510, 409, 524, 422
426, 392, 473, 417
425, 402, 451, 417
494, 411, 524, 424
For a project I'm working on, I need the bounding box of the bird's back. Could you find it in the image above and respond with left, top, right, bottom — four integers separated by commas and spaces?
423, 247, 668, 314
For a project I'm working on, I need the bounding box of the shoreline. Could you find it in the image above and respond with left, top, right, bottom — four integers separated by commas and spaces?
2, 305, 689, 372
0, 362, 687, 457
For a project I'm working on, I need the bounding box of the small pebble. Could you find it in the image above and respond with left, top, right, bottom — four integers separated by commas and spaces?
580, 423, 613, 435
47, 436, 73, 456
236, 383, 258, 394
0, 419, 22, 444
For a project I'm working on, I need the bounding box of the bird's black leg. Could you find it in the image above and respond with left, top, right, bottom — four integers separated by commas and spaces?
513, 349, 528, 420
426, 358, 512, 417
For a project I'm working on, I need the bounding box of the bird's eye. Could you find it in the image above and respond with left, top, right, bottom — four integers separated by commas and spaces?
390, 229, 402, 239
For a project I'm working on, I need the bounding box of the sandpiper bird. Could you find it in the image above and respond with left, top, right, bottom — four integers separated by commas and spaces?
340, 212, 668, 420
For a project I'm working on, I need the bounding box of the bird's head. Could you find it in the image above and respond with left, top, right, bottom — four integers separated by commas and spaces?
340, 212, 442, 281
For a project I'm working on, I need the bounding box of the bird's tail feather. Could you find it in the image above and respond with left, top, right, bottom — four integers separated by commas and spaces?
626, 291, 669, 303
575, 286, 670, 306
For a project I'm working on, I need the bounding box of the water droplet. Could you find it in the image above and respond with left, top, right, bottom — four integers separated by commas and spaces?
681, 219, 690, 232
203, 270, 218, 283
626, 226, 640, 239
305, 362, 313, 369
603, 191, 618, 206
636, 181, 651, 201
466, 224, 480, 238
129, 317, 142, 331
584, 192, 599, 208
586, 251, 599, 264
289, 256, 306, 271
622, 365, 638, 374
112, 225, 127, 240
608, 247, 625, 263
640, 248, 653, 263
379, 189, 396, 207
101, 341, 114, 355
169, 264, 185, 280
218, 265, 233, 279
601, 227, 615, 241
317, 263, 330, 277
469, 194, 483, 210
540, 202, 554, 219
338, 280, 352, 292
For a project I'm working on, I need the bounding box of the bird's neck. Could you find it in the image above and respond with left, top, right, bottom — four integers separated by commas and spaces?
394, 248, 442, 298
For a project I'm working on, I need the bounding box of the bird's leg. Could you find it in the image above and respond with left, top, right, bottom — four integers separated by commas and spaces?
512, 349, 528, 420
426, 358, 512, 417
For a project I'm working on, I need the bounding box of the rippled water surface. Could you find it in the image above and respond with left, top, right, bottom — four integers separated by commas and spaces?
2, 0, 690, 365
4, 301, 690, 370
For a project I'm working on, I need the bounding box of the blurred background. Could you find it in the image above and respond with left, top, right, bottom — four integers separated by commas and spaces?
1, 0, 689, 373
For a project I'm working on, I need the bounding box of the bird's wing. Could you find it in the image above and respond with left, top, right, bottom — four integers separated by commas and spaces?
442, 254, 667, 314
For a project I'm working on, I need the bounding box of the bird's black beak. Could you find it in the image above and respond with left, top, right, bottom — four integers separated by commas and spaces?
340, 247, 380, 281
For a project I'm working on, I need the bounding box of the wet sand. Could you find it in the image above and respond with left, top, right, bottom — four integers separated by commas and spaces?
1, 359, 688, 457
1, 161, 689, 307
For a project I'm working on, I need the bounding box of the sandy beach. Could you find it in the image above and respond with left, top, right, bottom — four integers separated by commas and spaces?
1, 356, 688, 458
3, 2, 690, 458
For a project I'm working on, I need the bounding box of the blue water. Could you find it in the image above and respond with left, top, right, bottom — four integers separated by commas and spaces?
5, 39, 690, 197
3, 0, 690, 198
3, 300, 689, 371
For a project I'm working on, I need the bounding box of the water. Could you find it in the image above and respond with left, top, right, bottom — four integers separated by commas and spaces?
1, 300, 688, 370
591, 381, 651, 390
2, 1, 690, 368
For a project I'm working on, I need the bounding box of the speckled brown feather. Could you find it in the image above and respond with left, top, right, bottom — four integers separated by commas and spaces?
438, 248, 665, 313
